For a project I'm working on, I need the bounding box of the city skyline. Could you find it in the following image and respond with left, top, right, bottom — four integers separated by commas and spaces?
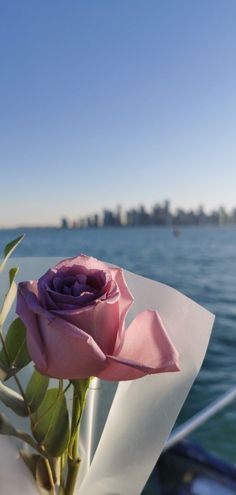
61, 201, 236, 229
1, 197, 236, 229
1, 200, 236, 230
1, 2, 236, 227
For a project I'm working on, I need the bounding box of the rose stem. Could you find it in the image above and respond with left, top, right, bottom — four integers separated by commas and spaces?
44, 458, 56, 495
65, 387, 81, 495
58, 487, 66, 495
60, 452, 65, 488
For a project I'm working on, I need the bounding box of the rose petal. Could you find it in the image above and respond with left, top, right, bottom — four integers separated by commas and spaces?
63, 285, 72, 295
77, 273, 87, 284
16, 282, 107, 379
54, 254, 110, 273
97, 310, 180, 381
109, 267, 134, 351
53, 300, 120, 355
62, 275, 76, 287
37, 314, 107, 379
16, 283, 47, 372
53, 276, 63, 292
49, 289, 98, 307
43, 290, 60, 310
73, 281, 88, 296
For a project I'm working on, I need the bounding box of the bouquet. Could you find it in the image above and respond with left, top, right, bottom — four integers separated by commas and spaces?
0, 235, 215, 495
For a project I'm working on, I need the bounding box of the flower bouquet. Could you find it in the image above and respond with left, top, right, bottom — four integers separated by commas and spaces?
0, 236, 215, 494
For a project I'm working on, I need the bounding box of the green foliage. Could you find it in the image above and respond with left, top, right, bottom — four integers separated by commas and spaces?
0, 318, 31, 377
71, 377, 91, 399
25, 369, 49, 413
32, 388, 70, 458
0, 267, 19, 326
0, 362, 11, 381
0, 234, 25, 326
0, 234, 25, 272
69, 378, 90, 456
70, 378, 91, 428
0, 411, 17, 435
0, 381, 28, 416
0, 411, 39, 450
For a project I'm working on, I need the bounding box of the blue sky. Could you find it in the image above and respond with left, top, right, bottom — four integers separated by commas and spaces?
1, 0, 236, 227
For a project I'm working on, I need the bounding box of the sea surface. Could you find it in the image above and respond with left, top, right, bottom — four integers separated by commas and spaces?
0, 226, 236, 462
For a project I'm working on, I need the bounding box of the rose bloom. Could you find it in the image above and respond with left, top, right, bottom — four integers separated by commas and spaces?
16, 255, 179, 381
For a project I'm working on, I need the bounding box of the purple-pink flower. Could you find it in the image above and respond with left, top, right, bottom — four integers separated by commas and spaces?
16, 255, 179, 380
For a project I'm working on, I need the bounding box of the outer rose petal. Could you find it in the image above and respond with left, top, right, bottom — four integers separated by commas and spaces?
16, 288, 47, 372
97, 310, 180, 381
17, 282, 107, 379
109, 267, 134, 351
36, 315, 107, 379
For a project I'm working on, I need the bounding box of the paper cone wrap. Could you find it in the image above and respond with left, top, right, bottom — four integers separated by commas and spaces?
0, 258, 215, 495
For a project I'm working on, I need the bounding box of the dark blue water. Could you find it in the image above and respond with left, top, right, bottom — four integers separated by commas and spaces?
1, 226, 236, 461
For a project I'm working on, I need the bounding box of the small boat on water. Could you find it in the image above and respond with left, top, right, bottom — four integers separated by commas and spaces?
142, 388, 236, 494
173, 228, 181, 237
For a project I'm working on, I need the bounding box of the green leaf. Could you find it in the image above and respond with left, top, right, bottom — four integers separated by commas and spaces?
32, 388, 69, 457
0, 381, 28, 416
0, 318, 31, 375
0, 412, 40, 451
25, 369, 49, 413
0, 363, 20, 381
0, 362, 10, 381
0, 411, 17, 435
0, 234, 25, 272
0, 267, 19, 326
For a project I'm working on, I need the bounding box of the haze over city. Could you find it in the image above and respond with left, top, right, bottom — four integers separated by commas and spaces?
1, 1, 236, 228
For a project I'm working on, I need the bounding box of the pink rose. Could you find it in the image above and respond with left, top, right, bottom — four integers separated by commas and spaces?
16, 255, 179, 380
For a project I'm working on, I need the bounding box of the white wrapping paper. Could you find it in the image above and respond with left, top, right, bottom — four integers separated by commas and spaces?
0, 258, 215, 495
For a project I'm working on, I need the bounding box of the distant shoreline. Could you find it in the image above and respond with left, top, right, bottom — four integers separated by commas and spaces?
1, 224, 236, 231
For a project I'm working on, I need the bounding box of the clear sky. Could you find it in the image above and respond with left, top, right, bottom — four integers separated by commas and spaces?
1, 0, 236, 227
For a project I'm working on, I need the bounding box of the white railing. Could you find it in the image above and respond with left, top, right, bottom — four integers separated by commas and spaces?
165, 387, 236, 450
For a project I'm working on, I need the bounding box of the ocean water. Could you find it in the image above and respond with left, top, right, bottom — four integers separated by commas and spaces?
0, 226, 236, 462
